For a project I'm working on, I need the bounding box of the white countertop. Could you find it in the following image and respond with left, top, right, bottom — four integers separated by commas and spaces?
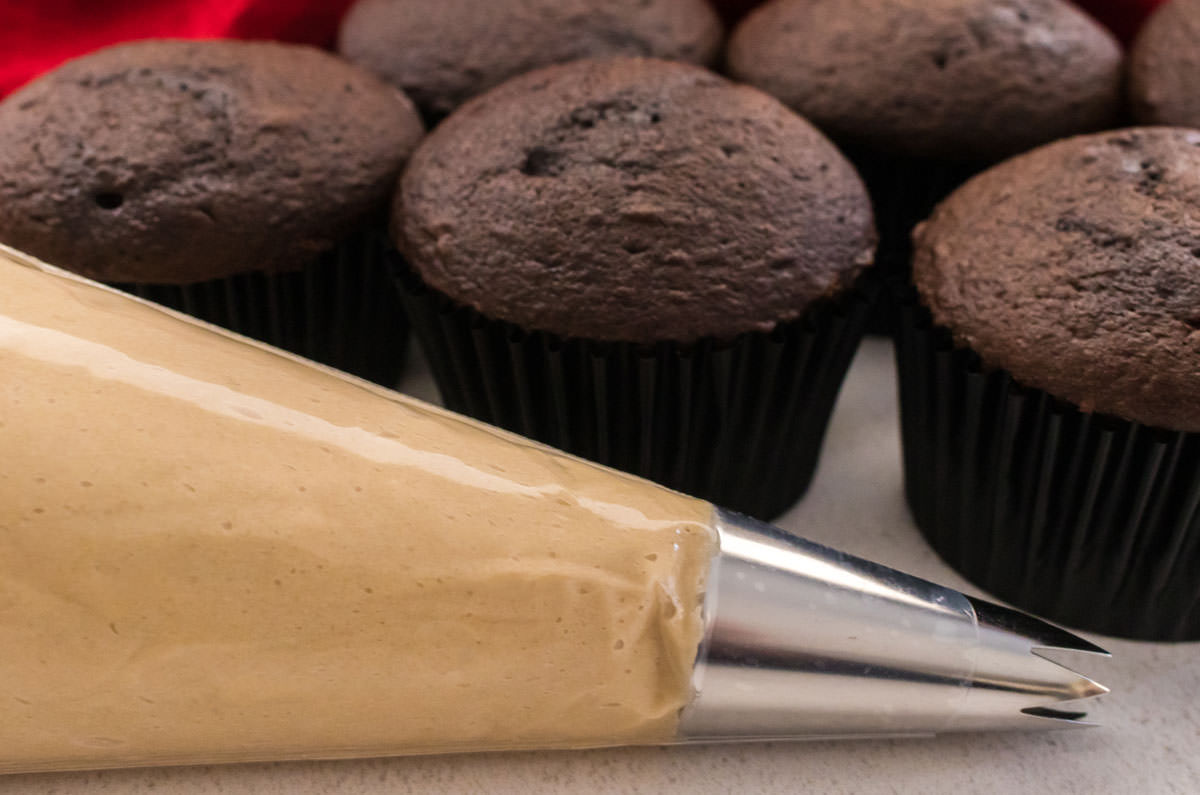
6, 338, 1197, 794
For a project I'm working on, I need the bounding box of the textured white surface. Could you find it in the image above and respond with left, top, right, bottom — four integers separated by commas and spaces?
5, 338, 1197, 794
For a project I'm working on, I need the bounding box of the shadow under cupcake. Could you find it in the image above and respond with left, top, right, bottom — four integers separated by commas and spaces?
394, 57, 877, 520
899, 127, 1200, 640
0, 39, 425, 386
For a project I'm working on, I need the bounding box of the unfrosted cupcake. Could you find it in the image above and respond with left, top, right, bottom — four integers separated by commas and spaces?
0, 39, 425, 384
395, 57, 877, 519
338, 0, 724, 119
1129, 0, 1200, 127
728, 0, 1124, 321
900, 127, 1200, 640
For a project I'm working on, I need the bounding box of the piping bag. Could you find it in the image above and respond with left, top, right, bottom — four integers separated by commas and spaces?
0, 245, 1107, 775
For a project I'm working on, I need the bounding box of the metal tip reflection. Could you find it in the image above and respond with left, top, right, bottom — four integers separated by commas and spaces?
680, 510, 1112, 741
968, 597, 1110, 657
962, 596, 1109, 730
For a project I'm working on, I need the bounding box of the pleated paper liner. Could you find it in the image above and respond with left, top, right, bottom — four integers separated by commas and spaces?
896, 298, 1200, 640
115, 231, 407, 386
846, 149, 983, 333
396, 258, 875, 521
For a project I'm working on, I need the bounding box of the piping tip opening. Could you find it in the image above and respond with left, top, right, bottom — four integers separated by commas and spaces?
964, 596, 1110, 729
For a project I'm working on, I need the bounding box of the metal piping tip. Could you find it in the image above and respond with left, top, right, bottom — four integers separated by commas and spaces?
678, 511, 1110, 742
968, 597, 1110, 656
956, 597, 1109, 731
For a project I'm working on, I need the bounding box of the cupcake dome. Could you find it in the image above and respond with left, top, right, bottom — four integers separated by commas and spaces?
338, 0, 724, 118
913, 127, 1200, 431
0, 39, 425, 284
1129, 0, 1200, 127
397, 57, 876, 344
727, 0, 1124, 161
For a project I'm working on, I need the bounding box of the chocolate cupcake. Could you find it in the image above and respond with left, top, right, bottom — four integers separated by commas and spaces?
338, 0, 724, 119
1129, 0, 1200, 127
727, 0, 1124, 324
396, 57, 877, 519
0, 39, 425, 385
899, 127, 1200, 640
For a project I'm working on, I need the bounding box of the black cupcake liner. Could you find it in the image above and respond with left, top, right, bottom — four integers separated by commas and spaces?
846, 150, 983, 333
114, 232, 406, 386
396, 257, 874, 521
896, 299, 1200, 640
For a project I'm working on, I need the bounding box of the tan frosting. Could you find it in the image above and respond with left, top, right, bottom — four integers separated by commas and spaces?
0, 246, 717, 774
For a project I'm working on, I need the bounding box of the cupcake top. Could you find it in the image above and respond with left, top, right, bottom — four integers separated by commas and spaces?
727, 0, 1123, 161
0, 39, 424, 285
1129, 0, 1200, 127
338, 0, 724, 118
913, 128, 1200, 432
397, 58, 876, 345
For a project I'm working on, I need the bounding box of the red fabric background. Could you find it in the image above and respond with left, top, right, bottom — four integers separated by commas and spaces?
0, 0, 1168, 99
0, 0, 356, 97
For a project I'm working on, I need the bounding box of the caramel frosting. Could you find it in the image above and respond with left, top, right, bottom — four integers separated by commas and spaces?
0, 246, 716, 773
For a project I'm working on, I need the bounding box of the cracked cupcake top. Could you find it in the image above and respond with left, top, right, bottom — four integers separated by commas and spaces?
1130, 0, 1200, 128
727, 0, 1123, 162
913, 128, 1200, 432
395, 58, 876, 344
0, 39, 424, 284
338, 0, 724, 118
